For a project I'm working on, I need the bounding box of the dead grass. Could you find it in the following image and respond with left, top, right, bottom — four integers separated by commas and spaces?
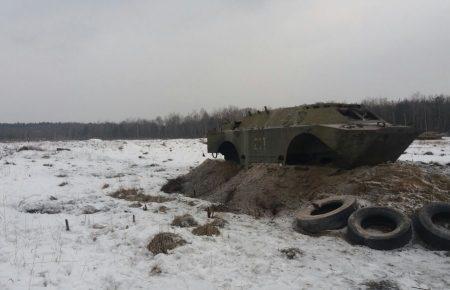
171, 214, 198, 227
157, 205, 168, 213
17, 145, 43, 152
147, 232, 186, 255
210, 217, 227, 228
106, 173, 126, 178
56, 147, 71, 152
150, 265, 162, 275
362, 280, 399, 290
280, 247, 304, 260
192, 223, 220, 236
109, 188, 175, 203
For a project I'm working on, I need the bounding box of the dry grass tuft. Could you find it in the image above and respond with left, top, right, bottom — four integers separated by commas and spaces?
150, 265, 162, 275
147, 232, 186, 255
192, 223, 220, 236
17, 145, 43, 152
280, 247, 304, 260
158, 206, 168, 213
210, 217, 227, 228
362, 280, 399, 290
171, 214, 198, 227
129, 202, 142, 208
110, 188, 175, 203
56, 147, 71, 152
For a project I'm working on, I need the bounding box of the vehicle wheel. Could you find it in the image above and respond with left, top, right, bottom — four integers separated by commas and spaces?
346, 207, 412, 250
295, 196, 357, 234
414, 202, 450, 250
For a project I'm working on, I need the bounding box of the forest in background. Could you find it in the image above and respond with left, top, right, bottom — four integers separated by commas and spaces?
0, 93, 449, 141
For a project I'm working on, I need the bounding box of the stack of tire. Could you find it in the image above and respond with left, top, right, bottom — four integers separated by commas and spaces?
295, 196, 450, 250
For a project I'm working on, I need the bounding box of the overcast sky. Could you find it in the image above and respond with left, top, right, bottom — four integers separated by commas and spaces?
1, 0, 450, 122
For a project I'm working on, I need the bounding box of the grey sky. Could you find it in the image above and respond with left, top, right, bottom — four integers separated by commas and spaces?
1, 0, 450, 122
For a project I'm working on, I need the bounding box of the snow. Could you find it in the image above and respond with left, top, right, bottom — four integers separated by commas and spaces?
0, 138, 449, 290
399, 137, 450, 164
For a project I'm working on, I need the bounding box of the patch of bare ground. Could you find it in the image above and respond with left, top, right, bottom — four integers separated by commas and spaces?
110, 188, 175, 203
147, 232, 186, 255
192, 223, 220, 236
162, 160, 450, 217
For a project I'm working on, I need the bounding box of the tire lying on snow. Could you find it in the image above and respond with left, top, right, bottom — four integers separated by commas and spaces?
295, 196, 357, 234
346, 207, 412, 250
414, 202, 450, 250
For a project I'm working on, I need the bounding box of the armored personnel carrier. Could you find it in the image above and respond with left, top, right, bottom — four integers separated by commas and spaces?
207, 103, 418, 168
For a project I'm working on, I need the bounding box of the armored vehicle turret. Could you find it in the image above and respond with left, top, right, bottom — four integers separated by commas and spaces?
207, 103, 417, 168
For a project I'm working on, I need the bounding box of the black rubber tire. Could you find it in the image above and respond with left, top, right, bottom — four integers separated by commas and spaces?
346, 207, 412, 250
414, 202, 450, 250
295, 196, 357, 234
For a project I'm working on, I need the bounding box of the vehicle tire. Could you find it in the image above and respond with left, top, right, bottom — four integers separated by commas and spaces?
346, 207, 412, 250
414, 202, 450, 250
295, 196, 357, 234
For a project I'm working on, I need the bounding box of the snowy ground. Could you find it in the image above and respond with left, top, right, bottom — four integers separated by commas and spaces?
399, 137, 450, 165
0, 138, 449, 290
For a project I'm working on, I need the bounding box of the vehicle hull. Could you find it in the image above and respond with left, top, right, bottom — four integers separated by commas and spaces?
207, 124, 417, 168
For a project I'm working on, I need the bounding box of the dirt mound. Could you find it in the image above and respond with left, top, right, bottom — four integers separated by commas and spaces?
162, 159, 240, 196
162, 160, 450, 217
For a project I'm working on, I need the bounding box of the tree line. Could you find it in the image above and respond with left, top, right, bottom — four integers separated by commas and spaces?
362, 93, 450, 133
0, 94, 448, 141
0, 107, 250, 141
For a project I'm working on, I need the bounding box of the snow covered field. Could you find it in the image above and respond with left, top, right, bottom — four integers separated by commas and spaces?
0, 138, 449, 290
399, 137, 450, 165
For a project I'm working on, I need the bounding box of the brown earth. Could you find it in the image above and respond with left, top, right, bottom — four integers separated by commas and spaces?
162, 159, 450, 217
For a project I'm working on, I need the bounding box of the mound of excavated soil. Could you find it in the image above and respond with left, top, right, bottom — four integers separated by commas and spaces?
162, 159, 450, 217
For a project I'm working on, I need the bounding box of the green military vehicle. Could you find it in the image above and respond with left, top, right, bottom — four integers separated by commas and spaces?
207, 103, 418, 168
